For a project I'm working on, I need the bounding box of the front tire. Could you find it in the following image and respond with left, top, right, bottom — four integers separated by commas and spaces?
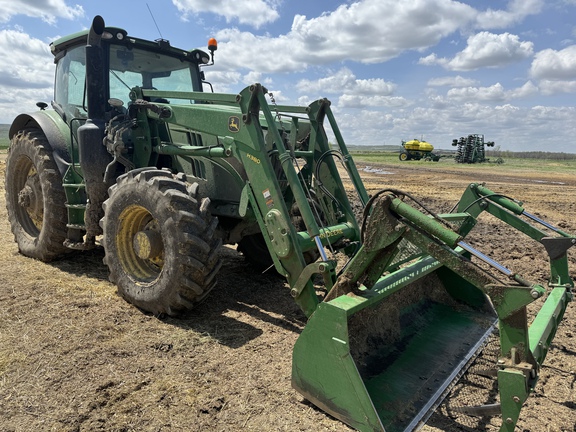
4, 128, 69, 261
100, 169, 222, 315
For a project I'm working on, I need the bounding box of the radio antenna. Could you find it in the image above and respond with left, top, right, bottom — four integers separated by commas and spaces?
147, 3, 163, 39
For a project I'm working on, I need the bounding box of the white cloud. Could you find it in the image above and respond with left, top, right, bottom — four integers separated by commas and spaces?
212, 0, 477, 73
242, 71, 263, 86
419, 53, 440, 67
509, 80, 539, 98
338, 94, 409, 108
297, 69, 357, 94
447, 83, 507, 102
355, 79, 396, 96
207, 1, 545, 76
0, 29, 54, 122
0, 30, 53, 88
446, 81, 538, 102
172, 0, 279, 28
427, 75, 479, 87
202, 70, 242, 93
420, 32, 534, 71
289, 0, 475, 63
539, 80, 576, 95
0, 0, 84, 24
295, 68, 403, 109
296, 68, 395, 96
475, 0, 544, 29
530, 45, 576, 80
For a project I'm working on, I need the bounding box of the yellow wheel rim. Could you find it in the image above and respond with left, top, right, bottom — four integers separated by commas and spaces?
116, 204, 164, 283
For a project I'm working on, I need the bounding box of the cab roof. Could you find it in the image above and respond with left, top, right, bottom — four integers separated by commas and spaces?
50, 26, 210, 65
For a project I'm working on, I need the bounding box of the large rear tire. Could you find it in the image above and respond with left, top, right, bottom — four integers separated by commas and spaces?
4, 129, 69, 261
100, 169, 222, 316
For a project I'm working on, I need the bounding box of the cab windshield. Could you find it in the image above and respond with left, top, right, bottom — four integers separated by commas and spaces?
54, 42, 201, 123
109, 45, 198, 106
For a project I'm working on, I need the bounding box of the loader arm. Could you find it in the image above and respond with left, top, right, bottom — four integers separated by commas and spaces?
128, 84, 367, 317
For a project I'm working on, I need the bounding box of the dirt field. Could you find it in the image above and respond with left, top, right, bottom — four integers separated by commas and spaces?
0, 152, 574, 432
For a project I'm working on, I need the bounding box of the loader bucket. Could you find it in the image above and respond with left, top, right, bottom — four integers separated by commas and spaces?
292, 257, 497, 432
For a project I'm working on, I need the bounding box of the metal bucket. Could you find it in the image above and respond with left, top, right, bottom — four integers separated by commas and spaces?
292, 257, 497, 432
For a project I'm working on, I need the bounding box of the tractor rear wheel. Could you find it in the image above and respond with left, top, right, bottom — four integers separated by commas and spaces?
100, 169, 222, 316
4, 128, 69, 261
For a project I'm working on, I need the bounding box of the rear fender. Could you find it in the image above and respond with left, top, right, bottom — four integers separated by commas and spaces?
9, 110, 72, 178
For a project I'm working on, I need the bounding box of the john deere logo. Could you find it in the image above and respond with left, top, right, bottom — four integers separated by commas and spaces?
228, 116, 240, 132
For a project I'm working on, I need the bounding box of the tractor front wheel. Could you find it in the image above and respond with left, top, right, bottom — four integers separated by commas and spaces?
399, 152, 410, 161
101, 169, 222, 315
4, 128, 69, 261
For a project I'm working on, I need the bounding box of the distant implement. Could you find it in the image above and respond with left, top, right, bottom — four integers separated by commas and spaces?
452, 134, 497, 164
399, 138, 440, 161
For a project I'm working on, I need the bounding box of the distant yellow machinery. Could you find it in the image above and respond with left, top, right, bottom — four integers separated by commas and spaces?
399, 138, 440, 161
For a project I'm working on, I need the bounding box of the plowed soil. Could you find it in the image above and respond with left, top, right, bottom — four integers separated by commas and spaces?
1, 153, 574, 432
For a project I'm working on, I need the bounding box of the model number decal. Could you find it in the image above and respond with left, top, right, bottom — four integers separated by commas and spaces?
246, 153, 261, 164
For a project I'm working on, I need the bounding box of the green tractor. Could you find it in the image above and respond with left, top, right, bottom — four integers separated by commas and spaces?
5, 16, 574, 432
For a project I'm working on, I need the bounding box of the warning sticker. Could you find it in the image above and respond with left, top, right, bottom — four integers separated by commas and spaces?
263, 189, 274, 208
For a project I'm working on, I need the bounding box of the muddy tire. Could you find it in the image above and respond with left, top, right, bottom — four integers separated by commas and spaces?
100, 169, 222, 316
4, 128, 69, 261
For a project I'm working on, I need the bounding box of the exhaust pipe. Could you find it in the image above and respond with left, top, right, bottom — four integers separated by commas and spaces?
85, 15, 106, 120
78, 15, 112, 240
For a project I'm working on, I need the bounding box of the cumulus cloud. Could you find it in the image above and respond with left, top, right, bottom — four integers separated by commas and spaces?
0, 29, 54, 122
0, 0, 84, 24
509, 81, 539, 98
0, 30, 53, 88
289, 0, 475, 63
419, 32, 534, 71
447, 83, 507, 102
172, 0, 279, 28
338, 94, 409, 108
296, 68, 395, 96
539, 80, 576, 95
212, 0, 476, 73
297, 68, 358, 94
207, 1, 546, 76
446, 81, 537, 102
475, 0, 544, 29
427, 75, 479, 87
530, 45, 576, 80
294, 68, 406, 109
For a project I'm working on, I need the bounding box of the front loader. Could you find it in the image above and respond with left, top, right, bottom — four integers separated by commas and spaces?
5, 16, 574, 432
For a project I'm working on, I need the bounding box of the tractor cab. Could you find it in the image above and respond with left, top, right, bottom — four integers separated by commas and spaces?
50, 24, 211, 126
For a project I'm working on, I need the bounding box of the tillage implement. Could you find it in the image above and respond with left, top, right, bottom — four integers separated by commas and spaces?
5, 16, 573, 432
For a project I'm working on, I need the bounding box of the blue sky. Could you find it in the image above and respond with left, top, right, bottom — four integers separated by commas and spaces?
1, 0, 576, 152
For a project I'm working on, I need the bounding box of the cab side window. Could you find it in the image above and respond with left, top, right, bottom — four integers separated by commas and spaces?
54, 46, 87, 121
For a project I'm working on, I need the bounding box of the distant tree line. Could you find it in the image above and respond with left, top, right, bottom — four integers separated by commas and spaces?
486, 146, 576, 160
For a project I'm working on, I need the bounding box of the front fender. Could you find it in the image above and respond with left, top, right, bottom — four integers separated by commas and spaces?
9, 110, 72, 177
